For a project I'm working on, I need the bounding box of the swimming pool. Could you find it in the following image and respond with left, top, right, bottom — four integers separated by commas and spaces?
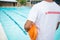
0, 6, 60, 40
0, 6, 31, 40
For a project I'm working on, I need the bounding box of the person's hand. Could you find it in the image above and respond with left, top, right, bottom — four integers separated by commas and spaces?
24, 20, 33, 32
24, 25, 31, 32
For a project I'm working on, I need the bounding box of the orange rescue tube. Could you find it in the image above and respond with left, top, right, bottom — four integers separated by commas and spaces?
28, 24, 38, 40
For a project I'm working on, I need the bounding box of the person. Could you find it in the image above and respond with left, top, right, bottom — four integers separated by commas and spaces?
24, 0, 60, 40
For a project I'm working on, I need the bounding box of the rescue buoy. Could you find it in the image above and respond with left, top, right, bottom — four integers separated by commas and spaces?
28, 24, 38, 40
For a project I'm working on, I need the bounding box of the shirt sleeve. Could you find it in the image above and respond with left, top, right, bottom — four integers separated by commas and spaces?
27, 4, 39, 23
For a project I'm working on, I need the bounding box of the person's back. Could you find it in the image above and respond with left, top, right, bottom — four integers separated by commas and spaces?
24, 0, 60, 40
33, 1, 60, 40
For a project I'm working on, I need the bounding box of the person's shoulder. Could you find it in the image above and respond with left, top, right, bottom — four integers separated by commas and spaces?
34, 1, 43, 6
32, 1, 43, 8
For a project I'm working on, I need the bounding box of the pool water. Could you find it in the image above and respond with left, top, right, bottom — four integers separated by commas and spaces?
0, 7, 31, 40
54, 24, 60, 40
0, 6, 60, 40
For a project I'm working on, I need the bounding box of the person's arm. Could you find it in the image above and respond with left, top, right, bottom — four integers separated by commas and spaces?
56, 15, 60, 30
24, 4, 39, 32
24, 20, 34, 32
56, 22, 60, 30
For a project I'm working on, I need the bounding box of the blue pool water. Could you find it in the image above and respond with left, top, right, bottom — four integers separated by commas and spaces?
54, 24, 60, 40
0, 6, 60, 40
0, 7, 31, 40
